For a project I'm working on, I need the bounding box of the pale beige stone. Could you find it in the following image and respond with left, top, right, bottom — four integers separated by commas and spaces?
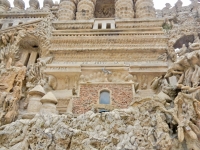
40, 92, 58, 114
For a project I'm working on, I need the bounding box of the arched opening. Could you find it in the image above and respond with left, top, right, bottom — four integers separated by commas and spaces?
19, 35, 40, 67
99, 90, 110, 104
99, 90, 110, 112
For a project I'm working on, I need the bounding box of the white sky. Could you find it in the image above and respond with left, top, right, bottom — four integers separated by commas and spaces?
8, 0, 191, 9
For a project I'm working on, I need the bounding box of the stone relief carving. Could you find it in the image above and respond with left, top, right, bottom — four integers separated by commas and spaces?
135, 0, 156, 18
80, 72, 135, 83
76, 0, 96, 20
0, 0, 10, 12
115, 0, 134, 19
57, 0, 76, 21
27, 0, 40, 11
1, 0, 200, 149
94, 0, 115, 18
11, 0, 25, 11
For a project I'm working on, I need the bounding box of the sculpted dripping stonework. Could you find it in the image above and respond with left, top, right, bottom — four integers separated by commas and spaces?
1, 0, 200, 149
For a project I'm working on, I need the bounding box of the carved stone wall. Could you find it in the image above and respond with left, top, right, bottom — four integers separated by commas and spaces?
95, 0, 115, 18
135, 0, 156, 18
115, 0, 134, 19
57, 0, 76, 21
76, 0, 96, 20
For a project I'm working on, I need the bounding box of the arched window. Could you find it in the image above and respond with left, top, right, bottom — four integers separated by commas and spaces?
99, 90, 110, 105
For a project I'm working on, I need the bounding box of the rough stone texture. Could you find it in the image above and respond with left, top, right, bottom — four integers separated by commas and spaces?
1, 0, 200, 149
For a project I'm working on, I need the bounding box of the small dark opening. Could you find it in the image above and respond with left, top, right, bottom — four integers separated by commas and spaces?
19, 22, 23, 25
35, 53, 40, 63
25, 53, 31, 66
8, 23, 13, 27
0, 24, 2, 29
98, 23, 102, 29
33, 45, 38, 48
106, 23, 111, 29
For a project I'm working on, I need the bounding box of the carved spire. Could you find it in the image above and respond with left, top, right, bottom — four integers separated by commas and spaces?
76, 0, 96, 20
57, 0, 77, 21
135, 0, 156, 18
27, 0, 40, 11
175, 0, 183, 12
115, 0, 134, 19
0, 0, 10, 12
40, 92, 58, 114
42, 0, 54, 11
11, 0, 25, 11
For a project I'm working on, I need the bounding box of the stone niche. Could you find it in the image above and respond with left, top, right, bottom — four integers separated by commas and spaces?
95, 0, 115, 18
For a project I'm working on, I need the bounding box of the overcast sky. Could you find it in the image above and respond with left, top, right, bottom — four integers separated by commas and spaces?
8, 0, 191, 9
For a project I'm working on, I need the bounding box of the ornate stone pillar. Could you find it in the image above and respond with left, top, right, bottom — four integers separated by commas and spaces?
24, 85, 46, 119
42, 0, 53, 11
115, 0, 134, 19
135, 0, 156, 18
0, 0, 10, 12
40, 92, 58, 114
76, 0, 96, 20
11, 0, 25, 11
27, 0, 40, 11
57, 0, 77, 21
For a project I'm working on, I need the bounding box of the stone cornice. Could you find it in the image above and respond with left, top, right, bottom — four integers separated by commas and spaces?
52, 20, 94, 30
0, 19, 42, 33
0, 11, 50, 19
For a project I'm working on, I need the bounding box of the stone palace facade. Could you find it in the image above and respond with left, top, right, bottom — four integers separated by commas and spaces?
1, 0, 200, 149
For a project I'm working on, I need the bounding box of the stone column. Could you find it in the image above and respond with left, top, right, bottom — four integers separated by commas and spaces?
0, 0, 10, 12
42, 0, 53, 11
76, 0, 96, 20
135, 0, 156, 18
40, 92, 58, 114
27, 0, 40, 11
23, 85, 46, 119
57, 0, 77, 21
11, 0, 25, 11
115, 0, 134, 19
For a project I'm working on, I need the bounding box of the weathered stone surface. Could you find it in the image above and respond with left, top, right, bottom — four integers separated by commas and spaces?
1, 0, 200, 149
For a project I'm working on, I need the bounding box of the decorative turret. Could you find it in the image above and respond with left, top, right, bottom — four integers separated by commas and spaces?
42, 0, 54, 11
11, 0, 25, 11
135, 0, 156, 18
175, 0, 183, 12
23, 85, 46, 119
76, 0, 96, 20
0, 0, 10, 12
40, 92, 58, 114
27, 0, 40, 11
57, 0, 77, 21
115, 0, 134, 19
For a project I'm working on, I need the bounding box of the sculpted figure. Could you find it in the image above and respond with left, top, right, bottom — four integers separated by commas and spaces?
189, 33, 200, 51
0, 92, 7, 107
176, 44, 188, 56
150, 75, 164, 93
2, 86, 21, 124
154, 114, 172, 150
